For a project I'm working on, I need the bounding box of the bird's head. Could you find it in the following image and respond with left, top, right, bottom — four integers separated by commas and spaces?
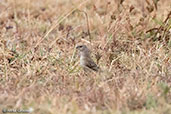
76, 45, 88, 52
76, 45, 91, 56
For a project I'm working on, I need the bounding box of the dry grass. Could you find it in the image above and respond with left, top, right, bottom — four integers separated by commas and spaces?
0, 0, 171, 114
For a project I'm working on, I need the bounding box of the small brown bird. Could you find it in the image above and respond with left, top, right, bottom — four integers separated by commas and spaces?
76, 45, 99, 72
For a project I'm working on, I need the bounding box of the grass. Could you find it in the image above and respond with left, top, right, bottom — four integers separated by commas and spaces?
0, 0, 170, 114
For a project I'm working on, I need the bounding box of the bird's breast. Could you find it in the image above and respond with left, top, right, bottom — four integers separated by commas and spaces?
80, 56, 86, 67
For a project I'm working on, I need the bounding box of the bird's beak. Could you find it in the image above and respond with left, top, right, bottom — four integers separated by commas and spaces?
76, 46, 80, 49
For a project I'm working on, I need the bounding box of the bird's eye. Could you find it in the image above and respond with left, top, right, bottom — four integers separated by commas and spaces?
76, 45, 83, 49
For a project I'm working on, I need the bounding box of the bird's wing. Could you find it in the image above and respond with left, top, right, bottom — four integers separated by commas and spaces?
85, 58, 99, 71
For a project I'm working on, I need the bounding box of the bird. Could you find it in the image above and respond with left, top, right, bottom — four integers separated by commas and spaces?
76, 45, 99, 72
